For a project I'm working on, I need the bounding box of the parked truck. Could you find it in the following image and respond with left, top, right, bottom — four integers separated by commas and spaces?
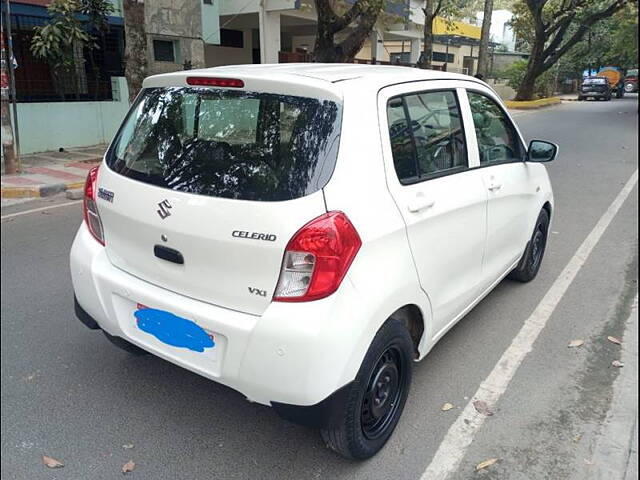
596, 66, 626, 98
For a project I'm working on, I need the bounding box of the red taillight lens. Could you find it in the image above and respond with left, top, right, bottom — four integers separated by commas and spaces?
274, 212, 361, 302
186, 77, 245, 88
83, 166, 105, 245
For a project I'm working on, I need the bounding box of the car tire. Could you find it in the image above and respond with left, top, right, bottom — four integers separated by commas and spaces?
624, 82, 634, 93
509, 209, 550, 283
320, 318, 413, 460
577, 96, 584, 101
103, 331, 149, 355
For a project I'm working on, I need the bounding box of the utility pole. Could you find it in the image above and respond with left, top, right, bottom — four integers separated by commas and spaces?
1, 0, 18, 174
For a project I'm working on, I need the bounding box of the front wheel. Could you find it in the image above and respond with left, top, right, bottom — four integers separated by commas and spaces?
321, 319, 413, 460
509, 209, 550, 283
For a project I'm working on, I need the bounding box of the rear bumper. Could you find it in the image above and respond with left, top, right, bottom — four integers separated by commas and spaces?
580, 90, 608, 97
70, 223, 367, 414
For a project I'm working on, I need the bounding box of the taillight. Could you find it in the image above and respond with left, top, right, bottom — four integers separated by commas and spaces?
83, 166, 105, 245
186, 77, 244, 88
274, 212, 361, 302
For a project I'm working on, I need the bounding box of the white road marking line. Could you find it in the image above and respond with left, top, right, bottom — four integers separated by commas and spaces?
420, 169, 639, 480
1, 200, 82, 220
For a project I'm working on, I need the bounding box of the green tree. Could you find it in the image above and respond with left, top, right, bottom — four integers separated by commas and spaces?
477, 0, 495, 76
510, 0, 633, 100
418, 0, 460, 69
30, 0, 113, 99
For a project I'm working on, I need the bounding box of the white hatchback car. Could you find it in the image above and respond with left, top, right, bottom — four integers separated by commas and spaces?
70, 64, 556, 459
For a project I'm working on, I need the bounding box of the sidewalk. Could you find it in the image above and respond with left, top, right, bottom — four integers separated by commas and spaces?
1, 145, 106, 199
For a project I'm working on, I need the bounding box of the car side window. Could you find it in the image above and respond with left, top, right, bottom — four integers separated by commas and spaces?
467, 92, 524, 165
387, 90, 467, 184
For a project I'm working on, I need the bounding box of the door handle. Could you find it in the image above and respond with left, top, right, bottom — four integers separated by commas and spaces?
488, 182, 503, 192
407, 196, 436, 213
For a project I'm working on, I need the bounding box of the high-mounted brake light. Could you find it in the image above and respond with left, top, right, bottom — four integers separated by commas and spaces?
83, 166, 105, 245
274, 212, 361, 302
186, 77, 245, 88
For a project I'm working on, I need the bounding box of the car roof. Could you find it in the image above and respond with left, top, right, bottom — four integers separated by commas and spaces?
144, 63, 484, 92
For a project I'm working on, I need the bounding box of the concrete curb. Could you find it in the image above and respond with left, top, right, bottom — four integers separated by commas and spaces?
587, 296, 639, 480
505, 97, 562, 110
1, 181, 84, 199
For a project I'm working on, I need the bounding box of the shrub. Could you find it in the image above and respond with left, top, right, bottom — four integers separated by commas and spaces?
499, 60, 556, 98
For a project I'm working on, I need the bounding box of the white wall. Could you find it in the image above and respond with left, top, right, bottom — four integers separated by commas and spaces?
16, 78, 130, 154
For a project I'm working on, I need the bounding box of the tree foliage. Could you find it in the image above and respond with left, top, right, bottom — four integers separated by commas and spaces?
500, 59, 556, 95
30, 0, 113, 97
510, 0, 633, 100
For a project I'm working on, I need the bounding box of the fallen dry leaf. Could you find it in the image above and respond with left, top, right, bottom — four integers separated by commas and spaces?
568, 339, 584, 348
441, 402, 454, 412
42, 455, 64, 469
473, 400, 494, 416
476, 458, 499, 471
122, 460, 136, 474
612, 360, 624, 368
607, 336, 622, 345
122, 444, 134, 450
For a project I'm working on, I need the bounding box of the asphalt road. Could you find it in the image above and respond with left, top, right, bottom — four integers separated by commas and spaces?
1, 95, 638, 480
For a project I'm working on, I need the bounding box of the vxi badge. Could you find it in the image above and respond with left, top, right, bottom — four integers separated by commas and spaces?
232, 230, 277, 242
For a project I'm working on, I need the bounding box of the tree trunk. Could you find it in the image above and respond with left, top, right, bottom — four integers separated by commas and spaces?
476, 0, 493, 76
1, 22, 17, 174
123, 0, 147, 103
312, 0, 384, 63
419, 0, 436, 69
515, 39, 544, 100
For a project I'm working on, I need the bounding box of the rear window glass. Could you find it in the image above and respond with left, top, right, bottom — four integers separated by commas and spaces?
583, 78, 607, 84
106, 87, 341, 201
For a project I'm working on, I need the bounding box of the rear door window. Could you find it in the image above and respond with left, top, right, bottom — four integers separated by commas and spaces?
386, 90, 467, 184
107, 87, 341, 201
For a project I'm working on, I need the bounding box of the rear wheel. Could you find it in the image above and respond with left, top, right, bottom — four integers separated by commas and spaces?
509, 209, 550, 283
321, 319, 413, 460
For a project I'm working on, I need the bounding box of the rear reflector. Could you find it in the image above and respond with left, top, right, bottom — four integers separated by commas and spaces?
186, 77, 245, 88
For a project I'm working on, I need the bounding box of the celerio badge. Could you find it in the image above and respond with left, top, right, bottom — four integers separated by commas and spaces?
157, 199, 172, 219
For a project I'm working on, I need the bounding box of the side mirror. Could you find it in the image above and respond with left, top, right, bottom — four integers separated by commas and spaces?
527, 140, 558, 163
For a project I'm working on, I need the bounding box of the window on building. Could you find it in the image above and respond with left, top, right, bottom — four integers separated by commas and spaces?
203, 0, 213, 4
153, 39, 177, 62
432, 51, 455, 63
390, 52, 411, 64
220, 29, 244, 48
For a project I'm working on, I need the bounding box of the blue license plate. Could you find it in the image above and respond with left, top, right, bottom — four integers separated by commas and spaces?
134, 307, 215, 353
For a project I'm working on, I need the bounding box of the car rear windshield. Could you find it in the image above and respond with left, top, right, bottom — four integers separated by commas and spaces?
106, 87, 342, 201
583, 78, 607, 84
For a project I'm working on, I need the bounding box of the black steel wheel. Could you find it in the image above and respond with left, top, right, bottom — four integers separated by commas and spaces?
509, 208, 550, 283
321, 319, 413, 460
360, 346, 407, 440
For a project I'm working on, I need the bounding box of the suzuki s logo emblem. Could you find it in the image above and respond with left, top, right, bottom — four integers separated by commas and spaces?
157, 199, 172, 219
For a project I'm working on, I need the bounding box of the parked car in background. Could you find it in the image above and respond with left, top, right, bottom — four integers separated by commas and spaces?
624, 68, 638, 93
70, 64, 557, 460
578, 77, 612, 101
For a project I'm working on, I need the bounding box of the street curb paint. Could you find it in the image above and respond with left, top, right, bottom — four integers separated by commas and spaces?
505, 97, 562, 110
1, 180, 85, 199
